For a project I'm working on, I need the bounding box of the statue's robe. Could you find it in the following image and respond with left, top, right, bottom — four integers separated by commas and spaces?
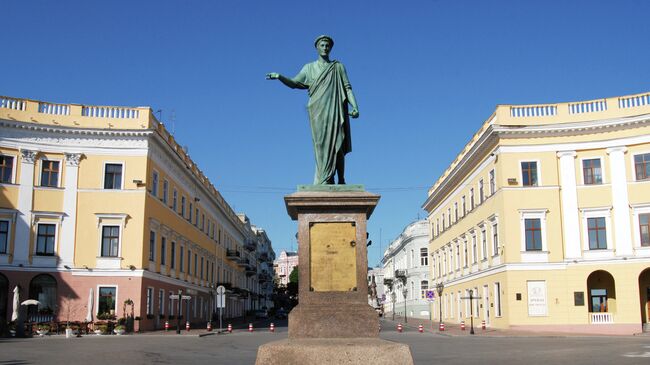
296, 60, 352, 185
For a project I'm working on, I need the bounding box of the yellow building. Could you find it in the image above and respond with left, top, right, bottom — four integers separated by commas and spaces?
0, 95, 275, 331
423, 92, 650, 335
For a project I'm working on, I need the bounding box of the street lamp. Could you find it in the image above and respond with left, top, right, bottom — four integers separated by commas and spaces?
402, 287, 408, 323
436, 282, 444, 328
391, 291, 396, 321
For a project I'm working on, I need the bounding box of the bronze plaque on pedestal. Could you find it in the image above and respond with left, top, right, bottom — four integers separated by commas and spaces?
309, 222, 357, 292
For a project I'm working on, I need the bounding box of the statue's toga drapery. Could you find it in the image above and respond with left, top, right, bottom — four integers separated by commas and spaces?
296, 60, 353, 185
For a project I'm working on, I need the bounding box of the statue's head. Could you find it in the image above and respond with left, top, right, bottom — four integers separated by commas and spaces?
314, 35, 334, 57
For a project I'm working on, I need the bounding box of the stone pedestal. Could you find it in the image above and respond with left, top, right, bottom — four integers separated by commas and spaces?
255, 188, 413, 364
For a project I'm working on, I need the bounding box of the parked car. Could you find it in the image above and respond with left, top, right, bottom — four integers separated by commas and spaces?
275, 309, 288, 319
254, 310, 269, 319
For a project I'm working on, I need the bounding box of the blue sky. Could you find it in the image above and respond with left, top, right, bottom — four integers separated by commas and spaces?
2, 1, 649, 266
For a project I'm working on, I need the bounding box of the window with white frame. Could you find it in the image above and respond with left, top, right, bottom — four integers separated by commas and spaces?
189, 203, 193, 222
0, 155, 15, 184
420, 248, 428, 266
0, 220, 9, 254
40, 160, 60, 187
103, 163, 123, 189
494, 282, 502, 317
187, 249, 192, 275
581, 208, 612, 252
454, 202, 458, 222
470, 188, 475, 209
161, 237, 167, 265
181, 196, 186, 217
173, 189, 178, 211
170, 241, 176, 269
463, 240, 468, 267
471, 234, 478, 263
634, 153, 650, 181
489, 169, 495, 195
455, 241, 460, 269
101, 226, 120, 257
36, 223, 56, 256
98, 286, 117, 316
420, 280, 428, 299
639, 212, 650, 247
179, 245, 184, 272
462, 196, 466, 216
151, 170, 159, 197
146, 287, 153, 315
492, 222, 499, 256
519, 210, 548, 254
158, 289, 164, 315
481, 228, 487, 260
524, 219, 542, 251
479, 179, 484, 204
521, 161, 538, 186
448, 246, 453, 272
582, 158, 603, 185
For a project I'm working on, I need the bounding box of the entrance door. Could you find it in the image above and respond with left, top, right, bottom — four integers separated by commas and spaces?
590, 289, 608, 312
646, 287, 650, 323
483, 285, 490, 326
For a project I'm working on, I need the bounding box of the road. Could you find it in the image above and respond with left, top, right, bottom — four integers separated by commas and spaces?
1, 320, 648, 364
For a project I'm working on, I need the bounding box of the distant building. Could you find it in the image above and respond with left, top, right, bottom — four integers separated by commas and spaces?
273, 250, 298, 286
367, 267, 384, 310
423, 91, 650, 335
381, 220, 430, 319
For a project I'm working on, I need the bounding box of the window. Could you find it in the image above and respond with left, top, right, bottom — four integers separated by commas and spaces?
158, 289, 164, 315
180, 246, 184, 272
454, 202, 458, 222
161, 237, 167, 265
640, 213, 650, 247
98, 287, 116, 316
146, 287, 153, 315
420, 280, 428, 299
201, 213, 205, 231
195, 208, 199, 226
200, 257, 204, 279
470, 188, 475, 209
492, 223, 499, 255
635, 153, 650, 180
462, 196, 466, 216
420, 248, 428, 266
587, 217, 607, 250
489, 169, 495, 195
525, 219, 542, 251
101, 226, 120, 257
455, 242, 460, 268
103, 163, 123, 189
0, 220, 8, 254
162, 180, 169, 204
151, 171, 159, 196
187, 249, 192, 275
481, 229, 487, 259
173, 189, 178, 211
521, 161, 538, 186
181, 196, 186, 217
0, 155, 14, 183
189, 203, 193, 222
582, 159, 602, 185
36, 224, 56, 256
447, 208, 451, 225
436, 219, 440, 236
472, 235, 478, 263
494, 282, 502, 317
149, 231, 156, 261
40, 160, 60, 187
170, 241, 176, 269
479, 179, 484, 204
194, 253, 198, 277
463, 241, 468, 267
590, 288, 607, 312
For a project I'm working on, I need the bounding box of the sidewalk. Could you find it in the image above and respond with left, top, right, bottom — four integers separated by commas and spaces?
380, 316, 649, 337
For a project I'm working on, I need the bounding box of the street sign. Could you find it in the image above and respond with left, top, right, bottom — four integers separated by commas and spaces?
171, 295, 193, 300
216, 294, 225, 308
426, 290, 435, 302
216, 285, 225, 295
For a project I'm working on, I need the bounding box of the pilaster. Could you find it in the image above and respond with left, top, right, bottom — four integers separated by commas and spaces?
606, 147, 633, 256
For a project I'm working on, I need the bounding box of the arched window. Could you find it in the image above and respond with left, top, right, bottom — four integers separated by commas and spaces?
29, 274, 57, 314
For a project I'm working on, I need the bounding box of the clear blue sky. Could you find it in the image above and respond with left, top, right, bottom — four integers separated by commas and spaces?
3, 1, 649, 267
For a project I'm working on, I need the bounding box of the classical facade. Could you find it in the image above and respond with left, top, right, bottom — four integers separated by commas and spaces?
273, 250, 298, 286
381, 220, 430, 320
0, 95, 275, 330
367, 267, 384, 311
423, 91, 650, 335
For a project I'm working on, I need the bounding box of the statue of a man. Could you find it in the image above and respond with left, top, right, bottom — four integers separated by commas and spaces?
267, 35, 359, 185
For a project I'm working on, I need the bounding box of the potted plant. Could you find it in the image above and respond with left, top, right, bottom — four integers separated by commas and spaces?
36, 324, 50, 336
114, 325, 125, 335
94, 324, 108, 335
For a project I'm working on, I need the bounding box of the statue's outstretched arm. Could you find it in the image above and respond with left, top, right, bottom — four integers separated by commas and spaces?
266, 72, 308, 90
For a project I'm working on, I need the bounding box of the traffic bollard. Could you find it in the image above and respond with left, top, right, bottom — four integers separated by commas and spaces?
269, 323, 275, 332
481, 320, 486, 330
439, 323, 445, 331
397, 323, 403, 333
460, 321, 465, 331
227, 323, 232, 333
186, 321, 190, 332
418, 324, 424, 333
248, 323, 254, 332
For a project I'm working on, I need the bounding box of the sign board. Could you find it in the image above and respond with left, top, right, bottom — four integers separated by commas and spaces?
527, 281, 547, 316
310, 222, 357, 292
170, 295, 192, 300
216, 294, 226, 308
216, 285, 226, 295
426, 290, 435, 302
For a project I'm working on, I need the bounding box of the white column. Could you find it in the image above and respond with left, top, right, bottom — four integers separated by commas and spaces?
557, 151, 581, 259
59, 153, 82, 268
607, 147, 633, 256
14, 149, 38, 266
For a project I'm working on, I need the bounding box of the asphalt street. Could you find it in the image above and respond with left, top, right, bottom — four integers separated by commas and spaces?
0, 320, 649, 365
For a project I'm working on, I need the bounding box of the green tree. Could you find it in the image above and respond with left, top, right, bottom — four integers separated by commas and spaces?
289, 266, 299, 284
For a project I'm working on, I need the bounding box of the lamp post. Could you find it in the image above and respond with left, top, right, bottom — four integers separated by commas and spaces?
402, 287, 408, 324
436, 282, 444, 327
391, 291, 396, 321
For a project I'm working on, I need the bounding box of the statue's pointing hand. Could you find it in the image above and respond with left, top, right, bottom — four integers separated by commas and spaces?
266, 73, 279, 80
349, 109, 359, 118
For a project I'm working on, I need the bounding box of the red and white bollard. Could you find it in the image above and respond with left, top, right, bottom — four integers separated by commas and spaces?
185, 321, 190, 332
460, 321, 465, 331
227, 323, 233, 333
164, 320, 170, 331
439, 323, 445, 331
248, 323, 254, 332
397, 323, 403, 333
418, 324, 424, 333
207, 322, 212, 332
481, 320, 486, 330
269, 323, 275, 332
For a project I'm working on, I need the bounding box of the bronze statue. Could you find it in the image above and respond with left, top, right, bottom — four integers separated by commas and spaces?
267, 35, 359, 185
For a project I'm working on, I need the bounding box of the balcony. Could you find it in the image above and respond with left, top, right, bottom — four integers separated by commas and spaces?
590, 312, 613, 324
245, 265, 257, 276
226, 249, 240, 260
244, 240, 257, 252
238, 258, 250, 267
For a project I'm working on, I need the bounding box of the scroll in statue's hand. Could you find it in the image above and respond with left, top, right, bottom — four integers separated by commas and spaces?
266, 73, 279, 80
349, 109, 359, 118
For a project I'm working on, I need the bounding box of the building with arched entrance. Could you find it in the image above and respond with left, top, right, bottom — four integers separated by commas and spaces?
423, 91, 650, 335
